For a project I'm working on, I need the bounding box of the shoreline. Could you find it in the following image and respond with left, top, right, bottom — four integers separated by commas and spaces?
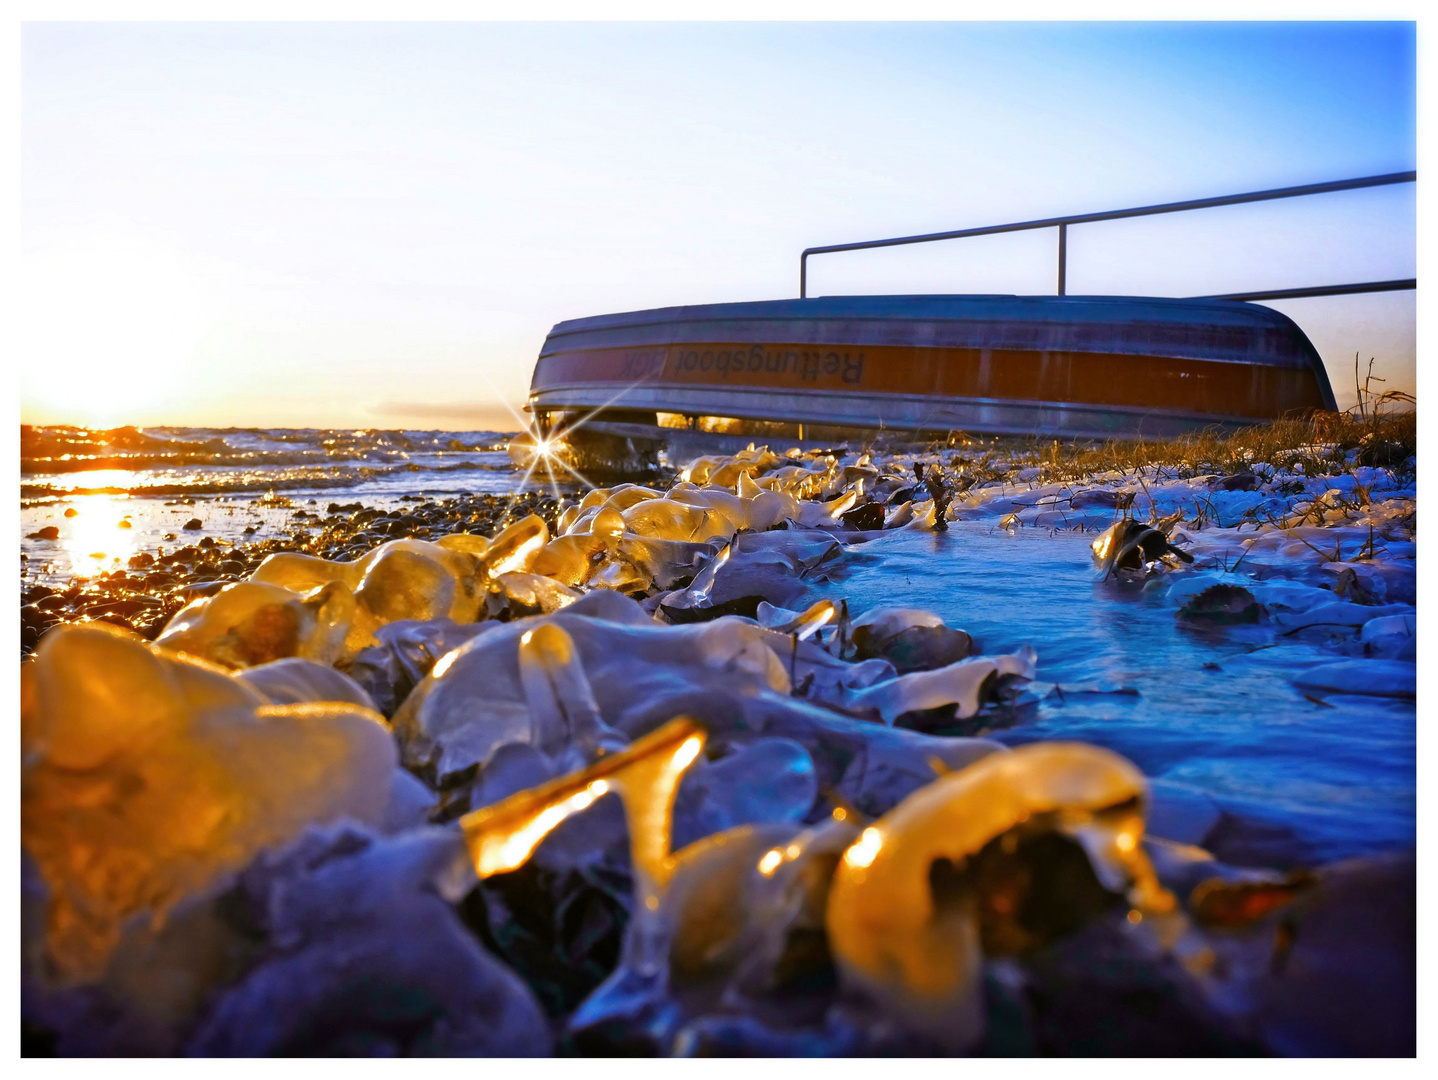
21, 489, 562, 655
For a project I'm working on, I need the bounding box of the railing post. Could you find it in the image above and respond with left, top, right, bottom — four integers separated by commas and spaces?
1057, 223, 1067, 296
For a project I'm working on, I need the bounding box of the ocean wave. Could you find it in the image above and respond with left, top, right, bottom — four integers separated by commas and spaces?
20, 457, 525, 500
20, 425, 514, 475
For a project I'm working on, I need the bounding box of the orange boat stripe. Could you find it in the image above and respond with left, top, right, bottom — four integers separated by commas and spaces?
533, 343, 1326, 419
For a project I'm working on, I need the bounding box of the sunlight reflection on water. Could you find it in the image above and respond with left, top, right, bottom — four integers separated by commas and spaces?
60, 493, 139, 577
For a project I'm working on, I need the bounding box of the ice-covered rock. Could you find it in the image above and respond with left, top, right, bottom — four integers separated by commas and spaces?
826, 742, 1172, 1054
21, 622, 398, 981
185, 827, 552, 1056
1359, 611, 1416, 660
156, 579, 355, 669
1272, 601, 1414, 635
1291, 659, 1416, 698
851, 606, 975, 672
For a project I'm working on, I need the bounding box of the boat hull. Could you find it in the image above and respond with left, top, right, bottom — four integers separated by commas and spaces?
522, 295, 1337, 468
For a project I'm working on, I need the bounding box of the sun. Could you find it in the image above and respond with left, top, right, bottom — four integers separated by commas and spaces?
20, 232, 219, 428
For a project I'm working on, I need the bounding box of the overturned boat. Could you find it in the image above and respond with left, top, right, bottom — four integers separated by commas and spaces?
513, 172, 1415, 475
516, 293, 1337, 475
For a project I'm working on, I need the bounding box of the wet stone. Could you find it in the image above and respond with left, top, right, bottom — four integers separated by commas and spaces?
1177, 584, 1265, 625
1211, 469, 1260, 492
860, 624, 975, 673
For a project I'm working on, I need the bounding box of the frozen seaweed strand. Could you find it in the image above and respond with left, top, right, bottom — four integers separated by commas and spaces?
253, 536, 485, 623
241, 536, 498, 659
559, 503, 622, 538
567, 810, 855, 1050
680, 541, 730, 606
530, 533, 609, 587
681, 446, 781, 486
735, 470, 801, 529
614, 536, 721, 590
531, 506, 629, 586
825, 741, 1176, 1053
654, 530, 845, 617
730, 814, 863, 996
461, 716, 706, 974
586, 559, 651, 593
763, 598, 838, 641
792, 488, 858, 528
353, 544, 467, 626
600, 484, 666, 512
671, 737, 818, 850
432, 529, 493, 557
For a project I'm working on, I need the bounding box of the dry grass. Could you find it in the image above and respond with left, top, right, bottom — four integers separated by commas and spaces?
933, 408, 1416, 488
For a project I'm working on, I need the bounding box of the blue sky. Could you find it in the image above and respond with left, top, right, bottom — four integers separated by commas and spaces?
21, 21, 1416, 428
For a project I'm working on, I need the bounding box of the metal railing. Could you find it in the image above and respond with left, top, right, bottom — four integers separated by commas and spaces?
798, 171, 1416, 301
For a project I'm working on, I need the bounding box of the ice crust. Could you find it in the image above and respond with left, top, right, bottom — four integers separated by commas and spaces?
21, 438, 1417, 1056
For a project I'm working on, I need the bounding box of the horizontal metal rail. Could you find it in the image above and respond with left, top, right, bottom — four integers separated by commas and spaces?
1199, 278, 1417, 302
799, 170, 1416, 300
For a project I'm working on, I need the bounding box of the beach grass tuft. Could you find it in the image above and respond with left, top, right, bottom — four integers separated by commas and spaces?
935, 406, 1415, 488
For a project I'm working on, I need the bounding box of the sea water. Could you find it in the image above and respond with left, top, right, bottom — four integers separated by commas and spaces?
20, 427, 547, 581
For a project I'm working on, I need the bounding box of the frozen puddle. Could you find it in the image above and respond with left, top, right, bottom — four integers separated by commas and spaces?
804, 522, 1415, 867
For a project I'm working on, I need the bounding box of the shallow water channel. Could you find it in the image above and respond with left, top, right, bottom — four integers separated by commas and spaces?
806, 522, 1415, 868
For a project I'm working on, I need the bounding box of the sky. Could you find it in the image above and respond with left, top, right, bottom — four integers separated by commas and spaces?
20, 20, 1417, 430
